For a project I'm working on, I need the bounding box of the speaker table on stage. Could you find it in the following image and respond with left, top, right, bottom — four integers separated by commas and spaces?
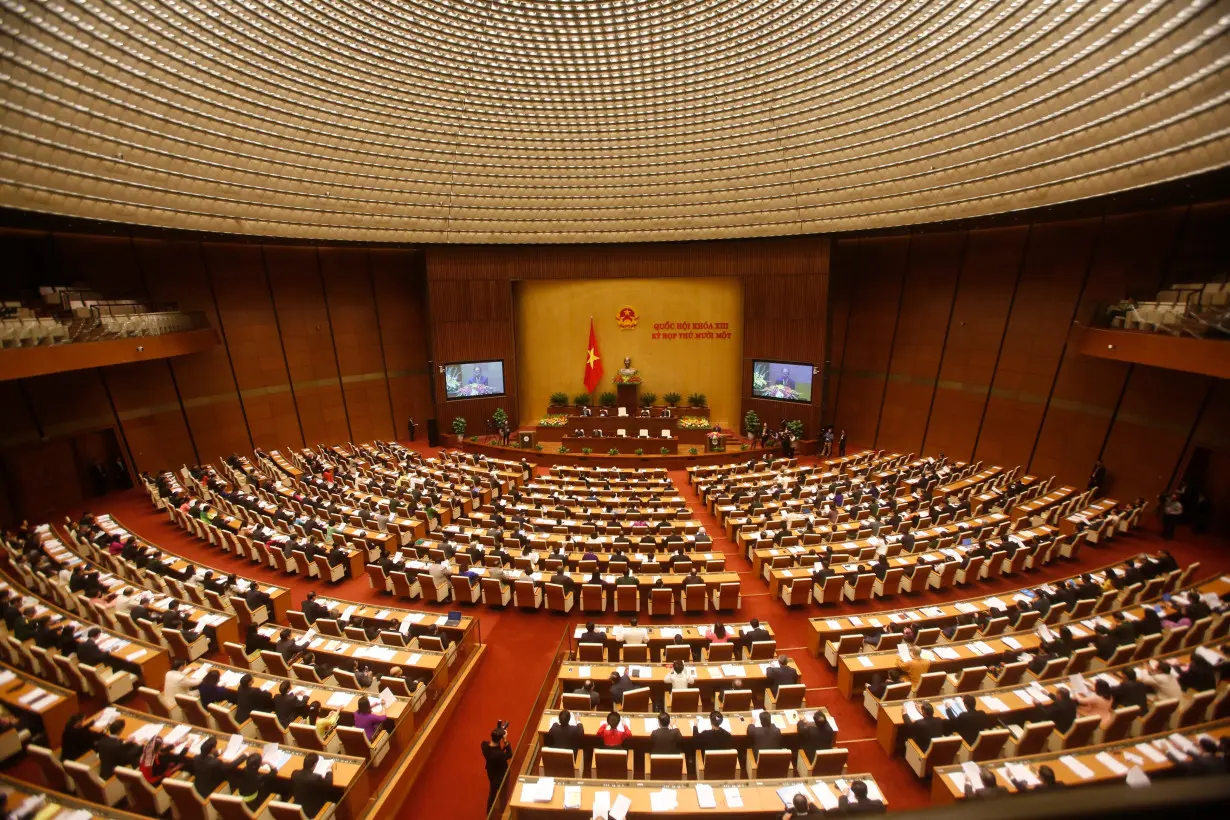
518, 431, 535, 449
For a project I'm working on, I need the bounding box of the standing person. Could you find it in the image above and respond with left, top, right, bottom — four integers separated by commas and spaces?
482, 720, 512, 813
821, 427, 834, 457
1088, 460, 1107, 493
838, 430, 847, 457
1161, 493, 1183, 540
407, 417, 417, 442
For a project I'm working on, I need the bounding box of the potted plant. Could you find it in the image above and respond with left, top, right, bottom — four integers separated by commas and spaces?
663, 391, 682, 408
743, 409, 761, 437
549, 391, 569, 408
740, 443, 750, 451
659, 446, 670, 455
558, 445, 570, 454
534, 443, 544, 452
639, 392, 657, 408
608, 447, 619, 456
581, 447, 593, 455
573, 393, 591, 407
599, 391, 617, 408
634, 447, 644, 456
687, 392, 707, 408
451, 416, 466, 442
688, 447, 699, 455
492, 408, 509, 430
785, 419, 804, 440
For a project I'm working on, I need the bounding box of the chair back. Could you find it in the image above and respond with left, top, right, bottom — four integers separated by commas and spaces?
28, 744, 70, 792
914, 671, 946, 698
770, 683, 805, 709
211, 794, 258, 820
701, 749, 738, 779
286, 611, 311, 631
924, 735, 963, 770
877, 568, 904, 596
224, 642, 256, 670
683, 584, 707, 612
1061, 715, 1101, 748
1100, 706, 1139, 743
880, 682, 911, 703
176, 694, 215, 729
545, 583, 570, 612
748, 640, 776, 660
578, 643, 606, 662
261, 651, 291, 677
801, 747, 848, 776
621, 644, 649, 662
621, 687, 651, 712
966, 728, 1010, 761
914, 628, 940, 647
336, 725, 376, 758
847, 573, 874, 600
378, 631, 406, 648
560, 693, 592, 711
593, 749, 630, 779
717, 689, 751, 710
316, 619, 342, 637
252, 710, 288, 743
288, 721, 327, 752
208, 703, 245, 734
650, 588, 674, 614
269, 803, 313, 820
480, 578, 508, 606
450, 576, 479, 604
1015, 721, 1054, 756
390, 572, 418, 599
116, 765, 168, 815
648, 753, 686, 780
952, 666, 987, 693
615, 586, 639, 612
513, 579, 540, 608
64, 760, 111, 805
164, 777, 216, 820
753, 748, 793, 778
581, 584, 605, 611
540, 747, 580, 778
666, 688, 700, 712
1175, 689, 1216, 728
1139, 698, 1180, 735
715, 582, 740, 610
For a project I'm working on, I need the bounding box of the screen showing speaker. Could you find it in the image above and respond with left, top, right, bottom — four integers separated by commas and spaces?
444, 360, 506, 399
751, 360, 813, 402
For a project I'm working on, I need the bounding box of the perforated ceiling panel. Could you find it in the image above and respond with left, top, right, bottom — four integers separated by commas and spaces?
1, 0, 1228, 242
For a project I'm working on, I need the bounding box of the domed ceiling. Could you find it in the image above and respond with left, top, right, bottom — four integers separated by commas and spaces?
1, 0, 1227, 242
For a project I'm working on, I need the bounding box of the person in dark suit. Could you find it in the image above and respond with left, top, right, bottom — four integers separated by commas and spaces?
899, 530, 916, 553
1112, 668, 1151, 713
737, 618, 771, 657
235, 674, 275, 723
244, 584, 274, 616
1038, 687, 1077, 733
76, 627, 110, 669
649, 712, 683, 754
693, 711, 734, 751
96, 719, 141, 779
407, 417, 416, 441
747, 711, 783, 753
947, 695, 994, 745
1088, 460, 1106, 491
837, 780, 884, 814
549, 568, 578, 597
245, 624, 275, 657
903, 702, 948, 751
963, 766, 1010, 799
301, 592, 329, 624
578, 621, 605, 646
810, 561, 834, 584
326, 544, 348, 569
766, 656, 799, 695
796, 711, 835, 755
545, 711, 585, 752
274, 681, 309, 727
872, 556, 889, 581
290, 753, 335, 817
1015, 764, 1066, 791
130, 597, 156, 626
614, 569, 638, 587
190, 738, 235, 798
574, 680, 600, 710
276, 630, 304, 663
230, 753, 277, 809
609, 671, 637, 706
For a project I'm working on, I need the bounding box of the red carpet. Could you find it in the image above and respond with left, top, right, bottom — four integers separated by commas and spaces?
60, 448, 1230, 817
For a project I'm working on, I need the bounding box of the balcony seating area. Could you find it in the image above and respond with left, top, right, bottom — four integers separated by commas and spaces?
1109, 279, 1230, 339
0, 286, 202, 348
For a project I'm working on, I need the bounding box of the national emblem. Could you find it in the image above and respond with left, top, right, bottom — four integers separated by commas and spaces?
616, 306, 639, 329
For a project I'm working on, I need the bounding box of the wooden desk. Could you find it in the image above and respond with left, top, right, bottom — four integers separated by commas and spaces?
0, 772, 146, 819
1063, 499, 1120, 535
931, 718, 1230, 802
509, 775, 886, 819
0, 661, 77, 748
835, 575, 1229, 698
804, 553, 1147, 657
535, 707, 836, 752
254, 624, 448, 686
569, 622, 775, 661
308, 595, 477, 650
935, 467, 1006, 498
1011, 486, 1077, 522
557, 660, 775, 701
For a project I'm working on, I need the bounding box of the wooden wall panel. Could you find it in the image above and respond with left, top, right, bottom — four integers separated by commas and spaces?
1165, 201, 1230, 287
265, 245, 348, 447
371, 250, 432, 437
830, 237, 909, 448
743, 273, 828, 435
876, 232, 964, 455
976, 219, 1099, 470
104, 360, 196, 474
924, 226, 1028, 461
1100, 367, 1210, 501
1031, 209, 1185, 486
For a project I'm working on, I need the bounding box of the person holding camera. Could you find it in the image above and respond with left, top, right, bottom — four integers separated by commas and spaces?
482, 719, 512, 812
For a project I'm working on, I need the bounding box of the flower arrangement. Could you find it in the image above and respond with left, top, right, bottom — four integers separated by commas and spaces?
634, 448, 644, 456
538, 415, 569, 427
659, 447, 670, 455
581, 447, 593, 455
743, 409, 761, 437
607, 447, 620, 456
491, 408, 509, 430
613, 373, 642, 385
451, 417, 467, 436
558, 445, 570, 454
688, 447, 699, 455
534, 444, 544, 452
678, 416, 711, 430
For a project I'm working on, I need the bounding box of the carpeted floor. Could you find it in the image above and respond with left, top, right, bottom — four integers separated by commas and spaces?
69, 447, 1230, 818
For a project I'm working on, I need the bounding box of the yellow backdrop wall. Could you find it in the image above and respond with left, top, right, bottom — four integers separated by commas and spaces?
514, 278, 744, 426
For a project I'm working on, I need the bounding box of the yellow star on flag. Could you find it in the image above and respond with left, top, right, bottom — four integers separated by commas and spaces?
587, 347, 599, 367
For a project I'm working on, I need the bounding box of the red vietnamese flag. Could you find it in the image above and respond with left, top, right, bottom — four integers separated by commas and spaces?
583, 318, 603, 393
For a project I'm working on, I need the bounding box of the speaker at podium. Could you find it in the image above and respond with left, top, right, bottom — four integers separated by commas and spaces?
518, 431, 535, 449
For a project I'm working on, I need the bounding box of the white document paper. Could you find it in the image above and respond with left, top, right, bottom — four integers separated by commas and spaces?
1096, 751, 1128, 775
722, 786, 743, 808
857, 656, 873, 668
695, 784, 716, 808
1060, 754, 1096, 779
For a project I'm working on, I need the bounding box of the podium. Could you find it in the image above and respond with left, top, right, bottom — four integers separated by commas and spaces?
517, 431, 535, 449
616, 383, 639, 417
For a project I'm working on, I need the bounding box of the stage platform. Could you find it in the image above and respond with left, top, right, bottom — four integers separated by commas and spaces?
459, 437, 816, 469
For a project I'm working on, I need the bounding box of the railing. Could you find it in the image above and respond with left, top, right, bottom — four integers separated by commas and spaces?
1094, 289, 1229, 340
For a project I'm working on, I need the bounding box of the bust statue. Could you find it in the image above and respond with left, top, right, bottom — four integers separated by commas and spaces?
615, 357, 641, 384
